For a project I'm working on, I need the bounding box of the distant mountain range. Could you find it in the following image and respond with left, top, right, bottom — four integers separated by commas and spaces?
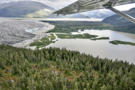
48, 10, 114, 19
0, 0, 134, 23
47, 13, 89, 18
0, 1, 54, 17
103, 8, 135, 26
103, 8, 135, 33
81, 10, 115, 19
0, 0, 75, 10
0, 1, 115, 19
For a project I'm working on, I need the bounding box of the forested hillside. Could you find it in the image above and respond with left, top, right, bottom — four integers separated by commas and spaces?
103, 8, 135, 33
44, 20, 135, 34
0, 45, 135, 90
103, 8, 135, 26
45, 21, 112, 33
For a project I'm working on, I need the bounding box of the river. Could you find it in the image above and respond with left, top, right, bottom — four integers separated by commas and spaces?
47, 30, 135, 64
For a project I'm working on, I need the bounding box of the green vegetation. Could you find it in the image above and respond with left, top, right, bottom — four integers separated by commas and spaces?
91, 37, 110, 40
110, 40, 135, 46
56, 33, 109, 40
56, 33, 98, 39
44, 21, 113, 33
30, 34, 56, 48
0, 45, 135, 90
42, 21, 135, 34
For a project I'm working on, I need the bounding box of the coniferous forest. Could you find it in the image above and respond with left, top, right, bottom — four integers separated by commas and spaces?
0, 45, 135, 90
45, 21, 135, 34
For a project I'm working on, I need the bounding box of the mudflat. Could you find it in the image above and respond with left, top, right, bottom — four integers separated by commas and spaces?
0, 18, 54, 46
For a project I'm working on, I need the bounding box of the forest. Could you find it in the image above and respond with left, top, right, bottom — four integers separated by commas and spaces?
110, 40, 135, 46
45, 21, 112, 33
30, 34, 56, 48
56, 33, 98, 39
56, 33, 109, 40
0, 45, 135, 90
43, 21, 135, 34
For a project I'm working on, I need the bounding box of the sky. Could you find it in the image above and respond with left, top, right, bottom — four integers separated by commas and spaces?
0, 0, 77, 9
115, 3, 135, 11
0, 0, 135, 11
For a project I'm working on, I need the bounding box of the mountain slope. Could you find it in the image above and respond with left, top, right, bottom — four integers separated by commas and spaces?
103, 8, 135, 33
47, 13, 89, 18
0, 1, 54, 17
82, 9, 115, 19
48, 9, 114, 19
103, 8, 135, 26
0, 45, 135, 89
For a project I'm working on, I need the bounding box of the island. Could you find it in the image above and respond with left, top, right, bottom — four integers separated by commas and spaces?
110, 40, 135, 46
30, 34, 56, 48
56, 33, 109, 40
56, 33, 97, 39
91, 37, 110, 40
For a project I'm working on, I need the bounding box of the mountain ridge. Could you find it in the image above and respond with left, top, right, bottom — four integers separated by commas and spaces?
0, 1, 54, 17
103, 8, 135, 26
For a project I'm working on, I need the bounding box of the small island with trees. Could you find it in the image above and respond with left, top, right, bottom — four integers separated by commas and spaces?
30, 34, 56, 48
110, 40, 135, 46
56, 33, 110, 40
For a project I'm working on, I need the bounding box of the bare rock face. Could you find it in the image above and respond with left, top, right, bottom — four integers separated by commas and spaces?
0, 19, 48, 45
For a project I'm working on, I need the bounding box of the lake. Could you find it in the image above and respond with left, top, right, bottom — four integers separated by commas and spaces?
47, 30, 135, 64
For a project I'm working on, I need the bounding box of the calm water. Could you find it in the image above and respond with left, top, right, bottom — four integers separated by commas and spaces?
47, 30, 135, 64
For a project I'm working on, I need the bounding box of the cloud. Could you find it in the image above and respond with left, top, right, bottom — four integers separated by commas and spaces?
33, 0, 77, 9
0, 0, 135, 11
0, 0, 77, 9
115, 3, 135, 11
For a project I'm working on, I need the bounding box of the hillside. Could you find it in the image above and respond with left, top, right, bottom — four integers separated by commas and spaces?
103, 8, 135, 33
103, 8, 135, 26
82, 10, 114, 19
0, 1, 54, 17
47, 13, 89, 18
45, 21, 111, 33
48, 10, 114, 19
0, 45, 135, 89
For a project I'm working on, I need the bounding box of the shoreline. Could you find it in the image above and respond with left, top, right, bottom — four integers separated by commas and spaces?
12, 21, 55, 49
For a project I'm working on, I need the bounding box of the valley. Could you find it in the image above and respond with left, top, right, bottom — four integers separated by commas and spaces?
0, 0, 135, 89
0, 18, 135, 64
47, 29, 135, 64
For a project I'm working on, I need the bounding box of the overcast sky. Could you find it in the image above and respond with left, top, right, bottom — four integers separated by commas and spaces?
0, 0, 77, 9
0, 0, 135, 11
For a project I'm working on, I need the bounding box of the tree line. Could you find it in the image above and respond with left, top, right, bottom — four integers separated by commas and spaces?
0, 45, 135, 90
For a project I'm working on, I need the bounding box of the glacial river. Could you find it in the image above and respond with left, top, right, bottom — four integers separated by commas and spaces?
47, 30, 135, 64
